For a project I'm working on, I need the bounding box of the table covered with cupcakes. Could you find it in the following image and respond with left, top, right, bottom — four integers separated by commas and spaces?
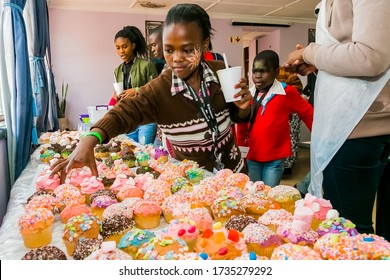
0, 130, 389, 260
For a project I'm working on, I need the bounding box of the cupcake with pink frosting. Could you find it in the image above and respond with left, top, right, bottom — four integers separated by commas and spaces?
116, 186, 144, 201
35, 170, 60, 191
85, 241, 132, 260
90, 195, 118, 220
258, 208, 294, 232
295, 193, 333, 230
242, 223, 282, 258
166, 219, 199, 250
109, 174, 130, 194
68, 166, 93, 189
133, 201, 162, 229
276, 205, 320, 246
80, 176, 105, 205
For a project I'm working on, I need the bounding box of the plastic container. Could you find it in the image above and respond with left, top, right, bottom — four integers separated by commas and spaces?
87, 105, 113, 124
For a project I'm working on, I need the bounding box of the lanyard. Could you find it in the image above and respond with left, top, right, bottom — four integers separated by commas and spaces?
248, 89, 267, 133
186, 80, 224, 169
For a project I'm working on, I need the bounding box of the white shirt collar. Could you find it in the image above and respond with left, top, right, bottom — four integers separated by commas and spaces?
249, 80, 286, 103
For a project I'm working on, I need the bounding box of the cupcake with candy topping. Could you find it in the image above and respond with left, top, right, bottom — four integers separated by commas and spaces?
85, 241, 132, 260
90, 195, 118, 220
194, 222, 247, 260
118, 229, 156, 258
171, 177, 193, 194
316, 209, 359, 237
135, 151, 150, 167
22, 246, 67, 260
242, 223, 282, 259
39, 149, 56, 163
210, 195, 246, 225
136, 235, 190, 260
152, 147, 169, 164
185, 167, 204, 185
267, 185, 302, 213
62, 213, 102, 256
244, 180, 271, 196
214, 168, 234, 180
166, 219, 199, 251
224, 214, 258, 232
296, 193, 333, 230
271, 243, 323, 260
18, 208, 54, 248
73, 238, 103, 260
276, 205, 320, 247
101, 214, 135, 244
184, 207, 213, 233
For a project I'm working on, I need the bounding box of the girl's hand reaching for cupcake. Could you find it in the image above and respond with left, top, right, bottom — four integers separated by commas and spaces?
50, 134, 100, 184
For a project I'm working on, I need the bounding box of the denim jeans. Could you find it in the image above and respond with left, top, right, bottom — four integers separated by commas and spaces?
126, 123, 157, 145
246, 159, 285, 187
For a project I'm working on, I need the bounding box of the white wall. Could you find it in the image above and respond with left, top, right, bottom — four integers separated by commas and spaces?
49, 8, 244, 129
49, 8, 314, 130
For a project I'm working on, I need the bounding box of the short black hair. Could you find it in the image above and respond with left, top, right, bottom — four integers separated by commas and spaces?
149, 25, 163, 39
115, 26, 148, 58
164, 3, 214, 42
254, 50, 279, 71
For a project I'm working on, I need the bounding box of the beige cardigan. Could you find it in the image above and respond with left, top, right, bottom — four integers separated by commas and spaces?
303, 0, 390, 138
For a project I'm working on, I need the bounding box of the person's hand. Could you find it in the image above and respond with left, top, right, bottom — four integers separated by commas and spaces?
50, 136, 99, 184
117, 88, 137, 101
233, 77, 252, 110
284, 44, 317, 76
295, 63, 318, 76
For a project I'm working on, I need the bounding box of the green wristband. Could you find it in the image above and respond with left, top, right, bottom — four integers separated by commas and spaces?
82, 131, 102, 144
135, 87, 139, 91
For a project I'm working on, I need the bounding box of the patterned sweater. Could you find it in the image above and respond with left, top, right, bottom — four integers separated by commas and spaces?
93, 60, 249, 172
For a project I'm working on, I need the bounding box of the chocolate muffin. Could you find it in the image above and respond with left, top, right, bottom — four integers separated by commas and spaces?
73, 238, 103, 260
22, 246, 67, 260
224, 215, 258, 232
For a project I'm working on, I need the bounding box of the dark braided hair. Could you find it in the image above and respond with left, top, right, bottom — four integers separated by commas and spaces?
115, 26, 147, 58
164, 3, 214, 42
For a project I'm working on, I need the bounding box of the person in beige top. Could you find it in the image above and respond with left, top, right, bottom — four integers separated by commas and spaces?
285, 0, 390, 240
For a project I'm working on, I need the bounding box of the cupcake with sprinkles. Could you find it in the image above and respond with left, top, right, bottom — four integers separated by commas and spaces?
19, 208, 54, 248
118, 229, 156, 258
102, 201, 134, 220
271, 243, 323, 260
267, 185, 302, 213
224, 214, 258, 232
62, 213, 102, 256
22, 246, 67, 260
166, 219, 199, 251
210, 195, 246, 225
101, 214, 135, 244
242, 223, 282, 259
90, 195, 118, 220
194, 222, 247, 260
85, 241, 132, 260
185, 167, 204, 185
352, 233, 390, 260
170, 177, 193, 194
136, 235, 190, 260
135, 151, 150, 167
258, 208, 294, 232
316, 209, 359, 237
73, 238, 103, 260
152, 147, 169, 164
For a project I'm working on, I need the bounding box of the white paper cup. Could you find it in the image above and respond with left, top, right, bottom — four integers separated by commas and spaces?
113, 82, 124, 96
216, 66, 242, 102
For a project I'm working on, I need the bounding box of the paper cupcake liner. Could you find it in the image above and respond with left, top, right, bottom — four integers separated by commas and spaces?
247, 243, 276, 259
20, 224, 53, 249
134, 214, 160, 229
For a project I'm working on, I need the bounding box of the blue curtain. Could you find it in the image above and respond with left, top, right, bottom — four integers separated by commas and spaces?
0, 0, 32, 184
30, 0, 58, 135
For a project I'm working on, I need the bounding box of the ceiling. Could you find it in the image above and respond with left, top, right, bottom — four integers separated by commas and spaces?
47, 0, 319, 25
